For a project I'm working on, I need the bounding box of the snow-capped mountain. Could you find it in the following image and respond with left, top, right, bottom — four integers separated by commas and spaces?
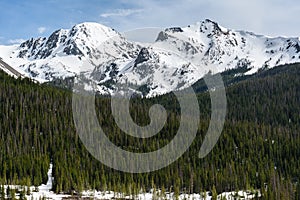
0, 19, 300, 96
0, 22, 140, 82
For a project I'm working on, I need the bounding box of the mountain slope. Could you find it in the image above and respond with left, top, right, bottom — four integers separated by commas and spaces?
0, 19, 300, 96
0, 22, 140, 82
0, 63, 299, 198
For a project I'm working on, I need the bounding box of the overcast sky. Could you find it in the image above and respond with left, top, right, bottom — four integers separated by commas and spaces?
0, 0, 299, 44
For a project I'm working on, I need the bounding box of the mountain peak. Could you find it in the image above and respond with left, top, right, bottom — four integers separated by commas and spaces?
15, 22, 121, 60
189, 19, 228, 34
73, 22, 111, 29
69, 22, 119, 42
1, 20, 300, 96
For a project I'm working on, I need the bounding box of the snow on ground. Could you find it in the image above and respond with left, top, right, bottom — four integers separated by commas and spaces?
1, 186, 261, 199
1, 163, 70, 200
1, 163, 261, 200
1, 20, 300, 97
0, 162, 261, 199
80, 189, 260, 200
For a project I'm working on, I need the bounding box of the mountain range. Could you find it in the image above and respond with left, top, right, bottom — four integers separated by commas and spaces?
0, 19, 300, 97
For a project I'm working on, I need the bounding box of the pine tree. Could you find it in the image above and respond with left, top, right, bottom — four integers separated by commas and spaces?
0, 63, 300, 196
295, 182, 300, 200
19, 187, 26, 200
174, 177, 180, 200
11, 188, 16, 200
6, 186, 10, 199
211, 185, 217, 200
161, 185, 166, 200
0, 185, 4, 200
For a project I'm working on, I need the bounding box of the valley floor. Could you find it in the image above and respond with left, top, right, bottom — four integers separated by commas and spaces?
1, 164, 261, 200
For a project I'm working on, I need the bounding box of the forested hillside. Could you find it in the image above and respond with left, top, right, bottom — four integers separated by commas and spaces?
0, 63, 299, 199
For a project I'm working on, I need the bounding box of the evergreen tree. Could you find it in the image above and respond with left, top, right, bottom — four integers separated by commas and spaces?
296, 182, 300, 200
0, 63, 299, 196
0, 186, 4, 200
211, 185, 217, 200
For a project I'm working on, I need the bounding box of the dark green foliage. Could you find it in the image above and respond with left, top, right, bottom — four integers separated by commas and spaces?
0, 185, 4, 200
295, 182, 300, 200
193, 65, 251, 93
0, 63, 299, 198
211, 185, 217, 200
136, 84, 151, 96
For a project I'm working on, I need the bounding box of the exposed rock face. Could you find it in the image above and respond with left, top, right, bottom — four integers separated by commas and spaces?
0, 19, 300, 97
134, 48, 150, 67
